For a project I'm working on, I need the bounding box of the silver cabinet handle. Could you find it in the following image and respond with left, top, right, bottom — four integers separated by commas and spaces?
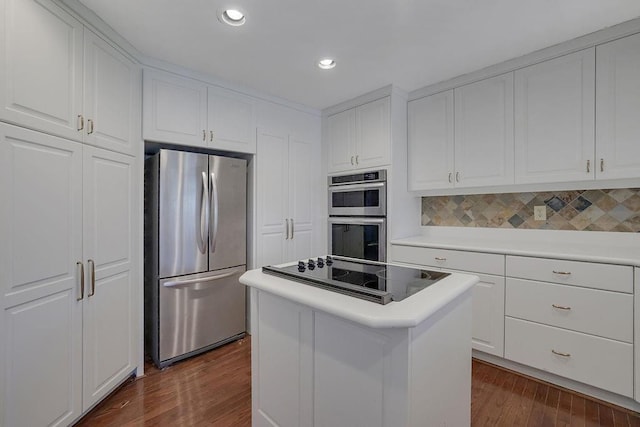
76, 261, 84, 301
600, 158, 604, 172
290, 218, 294, 239
448, 172, 452, 183
203, 130, 206, 141
455, 172, 460, 183
285, 219, 290, 240
552, 304, 571, 310
355, 155, 359, 165
77, 115, 84, 131
551, 349, 571, 357
209, 172, 219, 253
87, 119, 94, 135
210, 130, 214, 142
163, 269, 240, 287
350, 156, 354, 165
88, 259, 96, 297
586, 159, 590, 173
553, 270, 571, 276
197, 171, 208, 253
434, 257, 447, 261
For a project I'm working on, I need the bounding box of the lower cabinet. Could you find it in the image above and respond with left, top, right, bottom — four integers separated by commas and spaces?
0, 124, 138, 426
251, 288, 472, 427
390, 244, 505, 357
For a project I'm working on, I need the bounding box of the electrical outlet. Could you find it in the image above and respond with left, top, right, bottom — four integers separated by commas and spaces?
534, 205, 547, 221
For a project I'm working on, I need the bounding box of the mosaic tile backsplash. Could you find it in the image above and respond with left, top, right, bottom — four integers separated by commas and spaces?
421, 189, 640, 232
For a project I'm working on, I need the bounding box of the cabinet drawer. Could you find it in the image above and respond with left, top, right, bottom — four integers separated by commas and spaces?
506, 256, 633, 293
505, 317, 633, 397
506, 278, 632, 343
390, 245, 504, 276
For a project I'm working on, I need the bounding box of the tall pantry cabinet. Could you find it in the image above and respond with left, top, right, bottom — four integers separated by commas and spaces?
0, 0, 142, 425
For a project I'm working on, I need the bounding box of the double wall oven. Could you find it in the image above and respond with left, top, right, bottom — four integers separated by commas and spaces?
328, 170, 386, 262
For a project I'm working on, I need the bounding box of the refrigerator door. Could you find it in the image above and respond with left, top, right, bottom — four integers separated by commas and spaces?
159, 150, 209, 278
158, 266, 246, 364
209, 156, 247, 270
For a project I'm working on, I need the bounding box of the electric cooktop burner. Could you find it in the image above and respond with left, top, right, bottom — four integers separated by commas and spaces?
262, 256, 450, 305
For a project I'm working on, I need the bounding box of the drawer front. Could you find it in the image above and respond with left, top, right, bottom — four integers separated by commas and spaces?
390, 245, 504, 276
506, 278, 633, 343
506, 256, 633, 293
505, 317, 633, 397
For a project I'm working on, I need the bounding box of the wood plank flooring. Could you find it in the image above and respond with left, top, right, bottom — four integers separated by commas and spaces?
76, 338, 640, 426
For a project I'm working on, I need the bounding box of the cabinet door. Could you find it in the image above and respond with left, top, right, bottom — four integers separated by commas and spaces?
408, 90, 454, 190
596, 33, 640, 180
355, 96, 390, 169
84, 30, 141, 156
455, 73, 514, 188
327, 108, 356, 173
0, 0, 83, 142
142, 69, 207, 146
470, 273, 505, 357
257, 129, 289, 266
82, 147, 136, 410
514, 49, 595, 184
288, 135, 314, 261
207, 85, 256, 153
0, 124, 83, 427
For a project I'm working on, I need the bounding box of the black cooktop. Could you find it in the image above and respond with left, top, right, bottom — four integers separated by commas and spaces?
262, 256, 449, 305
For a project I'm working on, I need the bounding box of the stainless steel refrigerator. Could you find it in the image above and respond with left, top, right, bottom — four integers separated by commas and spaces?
145, 149, 247, 368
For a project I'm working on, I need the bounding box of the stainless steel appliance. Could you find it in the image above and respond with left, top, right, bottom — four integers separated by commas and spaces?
263, 256, 449, 305
145, 149, 247, 368
328, 170, 387, 262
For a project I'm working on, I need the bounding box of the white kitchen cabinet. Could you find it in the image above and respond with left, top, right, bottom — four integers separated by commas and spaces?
454, 73, 514, 187
0, 0, 140, 155
390, 244, 505, 357
408, 90, 454, 190
83, 29, 141, 156
143, 69, 256, 153
514, 48, 595, 184
409, 73, 513, 191
596, 32, 640, 180
327, 96, 390, 173
0, 124, 138, 426
256, 128, 314, 267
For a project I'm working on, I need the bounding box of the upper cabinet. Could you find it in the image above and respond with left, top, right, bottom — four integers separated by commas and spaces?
0, 0, 140, 156
143, 69, 256, 153
408, 73, 513, 191
327, 96, 390, 173
596, 32, 640, 180
514, 48, 595, 184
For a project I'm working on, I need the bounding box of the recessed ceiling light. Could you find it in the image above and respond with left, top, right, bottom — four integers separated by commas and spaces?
318, 58, 336, 70
218, 8, 246, 26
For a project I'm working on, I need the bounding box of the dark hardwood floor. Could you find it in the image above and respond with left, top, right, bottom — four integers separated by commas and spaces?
76, 338, 640, 426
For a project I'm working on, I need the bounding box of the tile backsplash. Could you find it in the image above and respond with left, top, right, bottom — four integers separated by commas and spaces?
421, 188, 640, 232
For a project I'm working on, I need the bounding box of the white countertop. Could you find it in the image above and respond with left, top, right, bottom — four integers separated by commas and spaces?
239, 266, 477, 329
390, 227, 640, 266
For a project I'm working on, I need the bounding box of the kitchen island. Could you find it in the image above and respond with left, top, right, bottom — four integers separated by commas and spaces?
240, 259, 478, 427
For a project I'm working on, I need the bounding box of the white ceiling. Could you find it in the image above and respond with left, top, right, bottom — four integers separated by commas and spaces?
79, 0, 640, 110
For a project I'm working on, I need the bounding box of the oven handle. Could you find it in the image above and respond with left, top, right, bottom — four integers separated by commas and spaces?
328, 217, 386, 225
328, 182, 386, 193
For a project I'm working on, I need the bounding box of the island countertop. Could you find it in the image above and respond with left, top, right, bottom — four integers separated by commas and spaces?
239, 265, 478, 329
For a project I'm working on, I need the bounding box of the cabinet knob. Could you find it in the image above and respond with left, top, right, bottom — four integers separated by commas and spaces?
551, 349, 571, 357
210, 130, 214, 142
600, 158, 604, 172
586, 159, 590, 173
350, 156, 354, 165
77, 115, 84, 131
87, 119, 94, 135
203, 130, 206, 141
434, 257, 447, 261
551, 304, 571, 310
448, 172, 452, 183
355, 155, 359, 165
455, 172, 460, 183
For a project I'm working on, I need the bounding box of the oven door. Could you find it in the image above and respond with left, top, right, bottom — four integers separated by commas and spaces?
328, 217, 386, 262
328, 182, 386, 216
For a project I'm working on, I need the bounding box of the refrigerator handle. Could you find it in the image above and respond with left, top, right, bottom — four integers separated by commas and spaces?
198, 171, 208, 254
209, 171, 219, 253
163, 269, 240, 287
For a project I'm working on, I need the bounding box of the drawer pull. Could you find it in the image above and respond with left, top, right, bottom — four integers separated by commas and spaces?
552, 304, 571, 310
434, 257, 447, 261
551, 349, 571, 357
552, 270, 571, 276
